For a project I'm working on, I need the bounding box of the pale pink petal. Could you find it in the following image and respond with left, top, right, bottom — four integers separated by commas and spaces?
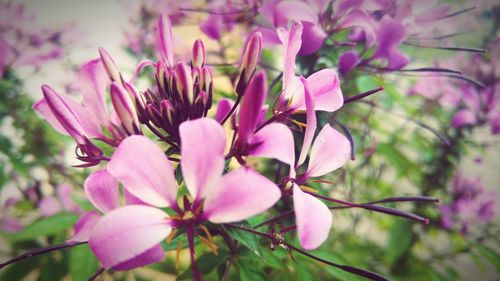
179, 118, 226, 200
111, 244, 164, 271
124, 189, 149, 206
248, 123, 295, 166
282, 22, 303, 98
57, 184, 81, 213
68, 210, 101, 243
307, 125, 350, 178
296, 77, 316, 167
84, 170, 120, 213
293, 184, 332, 250
107, 136, 178, 208
204, 168, 281, 223
38, 197, 61, 217
78, 59, 110, 126
306, 69, 343, 112
305, 0, 330, 14
273, 1, 319, 26
88, 205, 171, 269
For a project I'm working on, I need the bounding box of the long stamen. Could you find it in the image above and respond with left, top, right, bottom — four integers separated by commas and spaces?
0, 241, 86, 269
344, 87, 384, 104
87, 267, 105, 281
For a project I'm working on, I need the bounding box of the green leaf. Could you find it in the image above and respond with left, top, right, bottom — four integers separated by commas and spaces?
476, 244, 500, 270
386, 220, 413, 264
238, 260, 268, 281
177, 251, 228, 280
12, 212, 79, 242
223, 224, 262, 257
70, 244, 99, 281
0, 257, 38, 281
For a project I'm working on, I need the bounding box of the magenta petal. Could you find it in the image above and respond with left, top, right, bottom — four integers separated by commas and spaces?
68, 210, 101, 243
296, 77, 316, 167
339, 51, 361, 76
451, 109, 477, 128
200, 14, 223, 40
108, 136, 178, 208
238, 71, 268, 143
306, 69, 344, 112
88, 205, 171, 269
112, 244, 164, 271
84, 170, 120, 213
204, 168, 281, 223
307, 125, 350, 178
293, 184, 332, 250
298, 22, 326, 56
490, 113, 500, 135
214, 98, 235, 123
78, 59, 110, 126
249, 123, 295, 166
179, 118, 226, 200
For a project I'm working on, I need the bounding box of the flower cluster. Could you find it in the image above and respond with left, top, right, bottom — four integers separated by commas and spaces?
1, 4, 450, 281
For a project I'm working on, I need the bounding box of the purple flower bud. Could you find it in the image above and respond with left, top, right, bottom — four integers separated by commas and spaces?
192, 39, 205, 67
175, 62, 194, 104
41, 85, 87, 144
99, 47, 121, 82
110, 82, 140, 134
123, 81, 145, 112
237, 71, 267, 143
236, 32, 262, 95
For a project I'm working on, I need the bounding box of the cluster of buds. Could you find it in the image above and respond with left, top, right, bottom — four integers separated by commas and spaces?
136, 38, 213, 146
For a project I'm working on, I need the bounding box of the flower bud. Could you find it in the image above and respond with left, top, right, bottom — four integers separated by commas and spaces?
123, 81, 145, 112
237, 70, 267, 143
156, 14, 174, 67
175, 62, 194, 104
160, 99, 174, 124
236, 32, 262, 95
110, 82, 141, 134
99, 47, 121, 82
41, 85, 87, 145
192, 39, 206, 67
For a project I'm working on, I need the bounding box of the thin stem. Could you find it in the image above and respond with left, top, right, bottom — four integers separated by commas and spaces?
402, 42, 486, 53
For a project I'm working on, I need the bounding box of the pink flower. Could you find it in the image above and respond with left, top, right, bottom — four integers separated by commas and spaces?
87, 118, 281, 270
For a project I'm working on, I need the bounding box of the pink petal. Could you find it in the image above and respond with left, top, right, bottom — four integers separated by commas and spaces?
204, 168, 281, 223
112, 244, 165, 271
57, 184, 81, 213
124, 189, 150, 206
88, 205, 171, 269
68, 210, 101, 243
306, 69, 343, 112
200, 14, 223, 40
293, 184, 332, 250
107, 136, 178, 208
296, 77, 316, 167
179, 118, 226, 200
307, 125, 350, 178
84, 170, 120, 213
78, 59, 110, 126
273, 1, 319, 27
249, 123, 295, 167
